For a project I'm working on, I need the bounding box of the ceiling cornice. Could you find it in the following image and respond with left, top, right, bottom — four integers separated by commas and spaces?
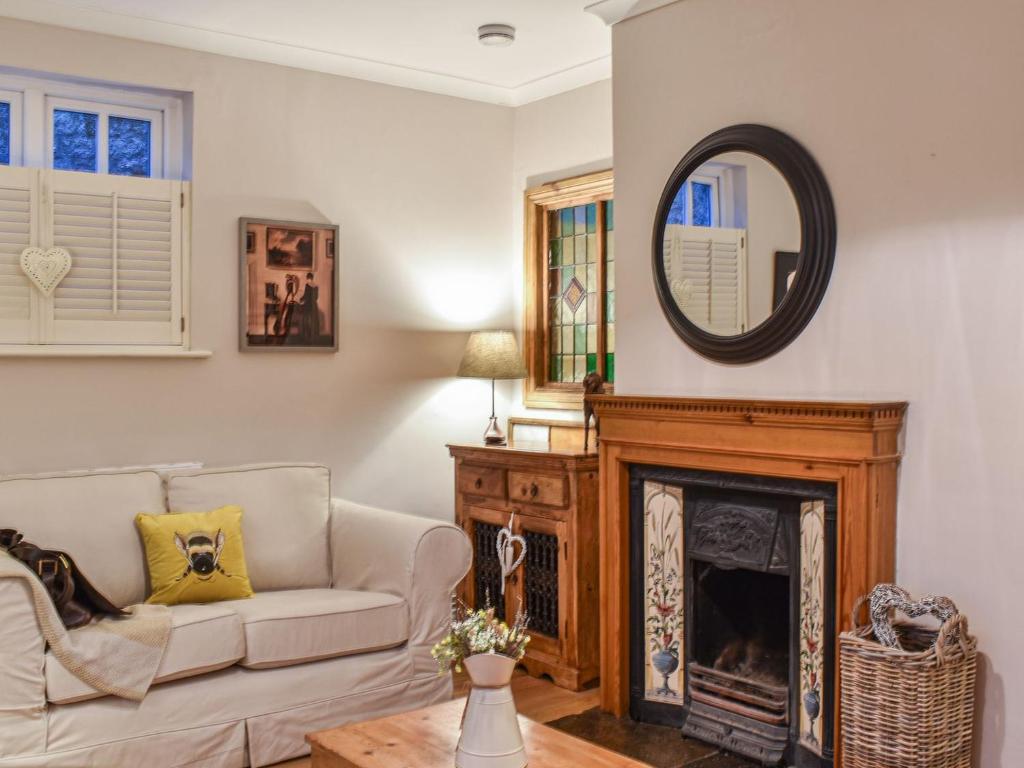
585, 0, 682, 26
0, 0, 611, 107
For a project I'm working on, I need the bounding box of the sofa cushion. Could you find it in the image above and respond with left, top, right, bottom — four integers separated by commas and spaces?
136, 505, 255, 606
45, 603, 245, 705
0, 469, 164, 607
165, 464, 331, 591
221, 588, 408, 670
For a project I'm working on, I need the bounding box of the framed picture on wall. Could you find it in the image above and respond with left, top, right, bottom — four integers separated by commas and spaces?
239, 218, 339, 352
772, 251, 799, 311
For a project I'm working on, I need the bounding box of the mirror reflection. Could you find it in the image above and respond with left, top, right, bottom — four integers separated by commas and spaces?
660, 151, 800, 337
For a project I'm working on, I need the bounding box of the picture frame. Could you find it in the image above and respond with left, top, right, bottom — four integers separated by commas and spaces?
239, 217, 339, 352
772, 251, 799, 311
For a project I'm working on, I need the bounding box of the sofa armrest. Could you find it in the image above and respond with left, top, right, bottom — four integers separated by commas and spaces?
0, 577, 47, 758
329, 498, 471, 675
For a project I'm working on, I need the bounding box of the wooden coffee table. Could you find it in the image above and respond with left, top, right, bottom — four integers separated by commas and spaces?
306, 698, 647, 767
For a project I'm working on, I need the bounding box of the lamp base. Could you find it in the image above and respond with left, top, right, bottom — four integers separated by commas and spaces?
483, 416, 507, 446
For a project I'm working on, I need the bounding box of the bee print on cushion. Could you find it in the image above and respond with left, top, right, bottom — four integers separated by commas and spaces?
174, 529, 235, 582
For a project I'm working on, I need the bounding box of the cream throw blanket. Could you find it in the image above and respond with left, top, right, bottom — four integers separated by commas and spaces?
0, 551, 171, 701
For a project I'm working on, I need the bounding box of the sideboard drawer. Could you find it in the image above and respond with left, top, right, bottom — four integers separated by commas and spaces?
458, 465, 507, 499
508, 471, 568, 508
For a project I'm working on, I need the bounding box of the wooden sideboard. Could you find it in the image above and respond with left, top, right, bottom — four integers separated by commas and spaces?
447, 442, 600, 691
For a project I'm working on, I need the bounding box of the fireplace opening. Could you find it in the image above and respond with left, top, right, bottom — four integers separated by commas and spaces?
693, 563, 790, 688
630, 466, 838, 767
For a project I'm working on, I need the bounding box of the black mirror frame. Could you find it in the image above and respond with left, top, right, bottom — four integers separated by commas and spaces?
652, 124, 836, 364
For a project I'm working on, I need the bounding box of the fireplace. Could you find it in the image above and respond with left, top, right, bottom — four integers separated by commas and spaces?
629, 467, 837, 766
588, 396, 907, 768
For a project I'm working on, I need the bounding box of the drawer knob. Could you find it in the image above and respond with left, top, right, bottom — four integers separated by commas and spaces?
530, 483, 539, 498
474, 478, 483, 490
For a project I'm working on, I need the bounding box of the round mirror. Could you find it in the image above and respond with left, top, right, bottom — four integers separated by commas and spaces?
652, 125, 835, 363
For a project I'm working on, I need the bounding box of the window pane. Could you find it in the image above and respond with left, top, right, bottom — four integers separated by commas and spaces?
603, 202, 615, 383
546, 207, 597, 383
53, 109, 98, 172
692, 182, 712, 226
109, 116, 152, 177
0, 102, 9, 165
667, 185, 687, 225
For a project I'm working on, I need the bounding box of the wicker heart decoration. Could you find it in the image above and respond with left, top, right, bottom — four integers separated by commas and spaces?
868, 583, 958, 650
20, 247, 72, 296
496, 515, 526, 596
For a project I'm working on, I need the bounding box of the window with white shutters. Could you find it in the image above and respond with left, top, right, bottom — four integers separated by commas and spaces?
0, 165, 189, 349
663, 224, 748, 336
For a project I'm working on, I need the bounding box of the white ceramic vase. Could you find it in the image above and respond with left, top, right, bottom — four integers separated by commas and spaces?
456, 653, 527, 768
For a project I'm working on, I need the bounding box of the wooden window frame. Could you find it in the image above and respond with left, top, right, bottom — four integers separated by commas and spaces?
523, 169, 614, 410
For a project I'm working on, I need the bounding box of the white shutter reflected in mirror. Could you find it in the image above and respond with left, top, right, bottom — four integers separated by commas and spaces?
663, 224, 747, 336
0, 167, 39, 343
49, 170, 184, 345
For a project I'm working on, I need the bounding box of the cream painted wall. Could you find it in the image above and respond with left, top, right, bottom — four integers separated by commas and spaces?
0, 17, 519, 520
613, 0, 1024, 763
509, 79, 614, 422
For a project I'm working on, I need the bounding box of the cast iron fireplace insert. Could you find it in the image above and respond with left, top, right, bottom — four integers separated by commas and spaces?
629, 465, 837, 768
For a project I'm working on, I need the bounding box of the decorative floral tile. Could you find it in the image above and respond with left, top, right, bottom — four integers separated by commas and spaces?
643, 481, 686, 704
799, 499, 825, 754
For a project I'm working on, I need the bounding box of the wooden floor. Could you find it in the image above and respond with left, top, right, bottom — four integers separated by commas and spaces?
273, 670, 599, 768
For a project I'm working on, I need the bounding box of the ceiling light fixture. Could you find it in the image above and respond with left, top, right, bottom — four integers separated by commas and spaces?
477, 24, 516, 47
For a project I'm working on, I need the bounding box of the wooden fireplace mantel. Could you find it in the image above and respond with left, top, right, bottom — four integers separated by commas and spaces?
590, 395, 907, 761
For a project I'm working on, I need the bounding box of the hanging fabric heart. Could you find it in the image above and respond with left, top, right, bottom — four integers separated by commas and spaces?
20, 247, 72, 296
496, 512, 527, 596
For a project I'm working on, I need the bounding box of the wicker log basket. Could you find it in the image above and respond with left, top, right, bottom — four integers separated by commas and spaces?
840, 589, 978, 768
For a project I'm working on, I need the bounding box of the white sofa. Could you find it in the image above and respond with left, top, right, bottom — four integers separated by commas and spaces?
0, 463, 472, 767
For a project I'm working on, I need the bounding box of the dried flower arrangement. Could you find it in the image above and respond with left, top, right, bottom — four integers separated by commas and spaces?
431, 600, 530, 674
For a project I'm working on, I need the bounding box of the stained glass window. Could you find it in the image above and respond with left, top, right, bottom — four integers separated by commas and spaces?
53, 109, 98, 172
605, 200, 615, 383
109, 116, 152, 177
547, 198, 615, 385
0, 102, 9, 165
525, 171, 613, 407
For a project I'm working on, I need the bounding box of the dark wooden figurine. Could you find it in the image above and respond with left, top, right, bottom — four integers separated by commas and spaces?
582, 372, 605, 452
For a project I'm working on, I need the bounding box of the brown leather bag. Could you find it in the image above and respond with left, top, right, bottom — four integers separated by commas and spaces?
0, 528, 126, 629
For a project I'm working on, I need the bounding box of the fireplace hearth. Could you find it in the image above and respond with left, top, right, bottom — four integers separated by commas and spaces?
630, 466, 837, 767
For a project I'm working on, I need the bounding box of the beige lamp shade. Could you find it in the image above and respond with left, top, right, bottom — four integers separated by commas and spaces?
457, 330, 527, 380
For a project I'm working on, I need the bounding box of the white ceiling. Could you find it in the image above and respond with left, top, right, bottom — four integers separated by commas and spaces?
0, 0, 615, 106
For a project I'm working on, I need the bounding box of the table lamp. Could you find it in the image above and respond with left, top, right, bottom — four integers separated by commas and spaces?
457, 330, 527, 446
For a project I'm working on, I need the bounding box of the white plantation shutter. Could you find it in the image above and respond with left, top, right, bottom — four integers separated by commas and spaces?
0, 167, 39, 343
49, 170, 183, 345
0, 168, 188, 348
663, 224, 748, 335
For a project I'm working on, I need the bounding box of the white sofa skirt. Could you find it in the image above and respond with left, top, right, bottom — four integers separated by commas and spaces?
0, 646, 452, 768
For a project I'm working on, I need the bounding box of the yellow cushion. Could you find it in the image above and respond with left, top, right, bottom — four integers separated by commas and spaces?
136, 505, 254, 606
